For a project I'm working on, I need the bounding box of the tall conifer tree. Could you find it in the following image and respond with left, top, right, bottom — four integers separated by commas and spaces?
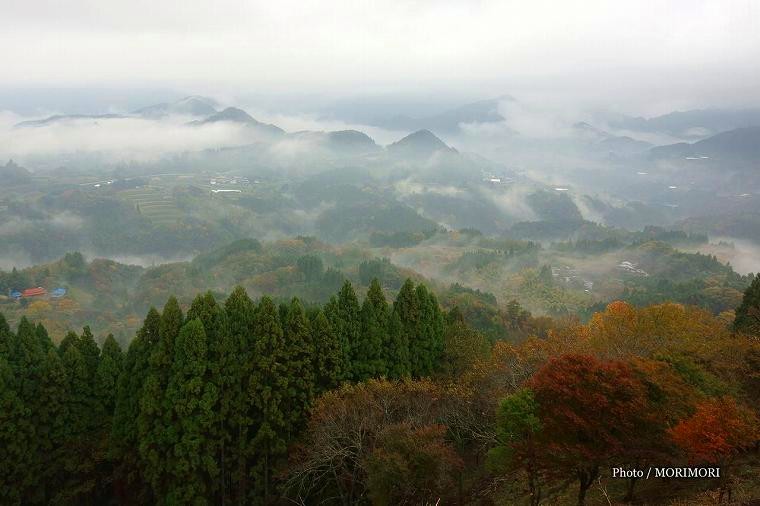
282, 298, 314, 434
0, 354, 26, 505
37, 348, 69, 503
249, 296, 288, 503
59, 343, 99, 503
111, 308, 160, 504
139, 297, 183, 500
164, 319, 219, 504
36, 323, 53, 351
7, 317, 46, 502
58, 330, 79, 358
332, 281, 361, 381
394, 280, 421, 376
224, 286, 256, 504
414, 285, 445, 377
96, 335, 123, 425
311, 310, 342, 395
77, 326, 101, 380
190, 291, 240, 504
357, 279, 389, 380
386, 309, 410, 379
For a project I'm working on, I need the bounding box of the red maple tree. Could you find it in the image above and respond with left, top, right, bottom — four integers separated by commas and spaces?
529, 354, 649, 506
669, 396, 757, 465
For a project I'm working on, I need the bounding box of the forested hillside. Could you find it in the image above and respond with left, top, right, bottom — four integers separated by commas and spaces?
2, 277, 758, 505
2, 228, 750, 346
5, 2, 760, 504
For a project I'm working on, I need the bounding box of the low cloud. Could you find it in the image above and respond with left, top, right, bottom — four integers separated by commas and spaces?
0, 113, 262, 164
687, 237, 760, 275
0, 108, 414, 170
0, 211, 84, 237
394, 178, 465, 198
480, 184, 538, 223
570, 193, 606, 223
459, 98, 582, 140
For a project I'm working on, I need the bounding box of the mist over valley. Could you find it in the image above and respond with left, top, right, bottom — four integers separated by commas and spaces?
2, 2, 760, 505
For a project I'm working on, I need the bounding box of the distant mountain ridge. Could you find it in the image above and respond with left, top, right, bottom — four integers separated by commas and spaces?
133, 96, 218, 118
188, 107, 285, 136
387, 129, 458, 157
571, 121, 653, 155
327, 129, 376, 145
194, 107, 258, 124
325, 130, 380, 153
14, 96, 219, 127
608, 108, 760, 140
650, 126, 760, 160
32, 94, 760, 164
286, 129, 381, 156
11, 95, 465, 159
15, 113, 127, 127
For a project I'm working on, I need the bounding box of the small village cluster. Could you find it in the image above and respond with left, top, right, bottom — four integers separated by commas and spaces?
551, 265, 595, 292
7, 286, 67, 300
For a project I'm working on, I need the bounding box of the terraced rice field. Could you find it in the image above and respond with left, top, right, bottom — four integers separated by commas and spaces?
119, 187, 184, 226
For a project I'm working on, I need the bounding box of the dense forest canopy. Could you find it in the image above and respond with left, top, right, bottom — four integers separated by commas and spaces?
1, 276, 758, 505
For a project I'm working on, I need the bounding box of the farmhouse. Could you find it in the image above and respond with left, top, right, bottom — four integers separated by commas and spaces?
21, 287, 47, 298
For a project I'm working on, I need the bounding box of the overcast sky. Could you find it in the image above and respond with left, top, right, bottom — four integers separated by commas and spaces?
1, 0, 759, 114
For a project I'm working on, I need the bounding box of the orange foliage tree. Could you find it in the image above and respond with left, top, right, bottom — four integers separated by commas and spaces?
528, 354, 649, 506
670, 397, 758, 465
669, 397, 758, 502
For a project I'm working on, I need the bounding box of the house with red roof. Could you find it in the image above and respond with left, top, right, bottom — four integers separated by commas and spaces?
22, 287, 47, 298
